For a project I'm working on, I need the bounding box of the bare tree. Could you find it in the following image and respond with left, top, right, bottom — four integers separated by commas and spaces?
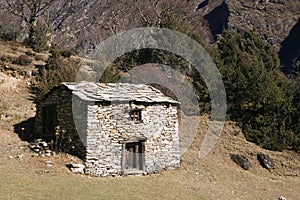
1, 0, 85, 41
2, 0, 56, 26
45, 0, 87, 31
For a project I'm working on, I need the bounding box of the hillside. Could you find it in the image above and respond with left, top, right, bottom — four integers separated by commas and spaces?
1, 1, 300, 199
0, 40, 299, 200
1, 0, 300, 66
50, 0, 300, 66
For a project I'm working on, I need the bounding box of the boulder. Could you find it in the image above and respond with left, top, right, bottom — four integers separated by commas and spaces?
257, 153, 275, 170
231, 154, 251, 170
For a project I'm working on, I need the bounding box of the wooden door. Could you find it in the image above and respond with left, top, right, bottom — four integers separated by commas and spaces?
42, 105, 57, 136
123, 141, 145, 171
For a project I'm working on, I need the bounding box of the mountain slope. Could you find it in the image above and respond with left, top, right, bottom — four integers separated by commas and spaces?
1, 0, 300, 61
0, 40, 299, 199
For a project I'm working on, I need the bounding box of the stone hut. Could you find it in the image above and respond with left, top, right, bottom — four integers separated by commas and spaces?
34, 82, 180, 176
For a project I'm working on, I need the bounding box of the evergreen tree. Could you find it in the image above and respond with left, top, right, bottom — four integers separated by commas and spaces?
217, 29, 297, 151
29, 47, 80, 102
291, 60, 300, 151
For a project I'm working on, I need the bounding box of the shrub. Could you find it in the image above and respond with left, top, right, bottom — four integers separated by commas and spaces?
60, 50, 73, 58
0, 32, 17, 41
0, 24, 17, 41
13, 54, 32, 66
34, 54, 45, 61
52, 126, 85, 159
0, 55, 12, 63
29, 47, 80, 102
25, 51, 36, 57
24, 20, 50, 52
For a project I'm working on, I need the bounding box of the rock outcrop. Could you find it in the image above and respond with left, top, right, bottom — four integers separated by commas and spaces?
231, 154, 251, 170
257, 153, 275, 170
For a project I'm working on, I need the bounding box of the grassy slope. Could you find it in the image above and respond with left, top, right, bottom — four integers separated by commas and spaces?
1, 122, 299, 200
0, 41, 299, 200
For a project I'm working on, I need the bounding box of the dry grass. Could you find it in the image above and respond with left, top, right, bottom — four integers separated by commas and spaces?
0, 41, 299, 200
0, 113, 299, 199
0, 72, 35, 130
0, 40, 47, 77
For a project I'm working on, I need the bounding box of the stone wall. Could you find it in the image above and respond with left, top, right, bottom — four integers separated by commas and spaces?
34, 86, 86, 159
85, 101, 180, 177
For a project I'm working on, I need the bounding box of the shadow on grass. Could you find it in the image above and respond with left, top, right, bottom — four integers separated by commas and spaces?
13, 117, 36, 142
13, 116, 86, 160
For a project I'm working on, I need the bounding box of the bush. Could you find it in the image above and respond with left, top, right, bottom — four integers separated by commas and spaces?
24, 21, 50, 52
29, 47, 80, 102
60, 50, 73, 58
13, 54, 32, 66
0, 55, 12, 63
0, 31, 17, 41
291, 60, 300, 152
34, 54, 45, 61
25, 51, 36, 57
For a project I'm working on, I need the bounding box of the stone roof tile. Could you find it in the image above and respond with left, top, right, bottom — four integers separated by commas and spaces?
62, 82, 179, 104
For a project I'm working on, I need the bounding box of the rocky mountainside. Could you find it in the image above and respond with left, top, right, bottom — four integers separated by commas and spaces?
61, 1, 300, 48
58, 0, 300, 69
1, 0, 300, 67
226, 0, 300, 48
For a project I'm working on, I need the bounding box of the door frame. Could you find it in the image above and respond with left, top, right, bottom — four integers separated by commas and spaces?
122, 138, 146, 172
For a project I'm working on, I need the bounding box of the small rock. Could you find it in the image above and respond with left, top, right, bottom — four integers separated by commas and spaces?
40, 142, 48, 147
70, 167, 84, 173
107, 169, 117, 173
278, 196, 287, 200
231, 154, 251, 170
44, 152, 51, 157
70, 163, 85, 168
257, 153, 275, 170
34, 139, 42, 143
45, 161, 53, 167
101, 173, 109, 177
16, 154, 24, 159
66, 163, 85, 174
29, 140, 54, 157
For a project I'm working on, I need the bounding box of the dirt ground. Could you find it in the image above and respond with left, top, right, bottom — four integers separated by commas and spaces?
1, 116, 299, 199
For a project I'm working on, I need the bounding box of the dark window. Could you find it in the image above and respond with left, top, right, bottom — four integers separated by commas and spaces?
42, 105, 57, 136
122, 141, 145, 171
130, 109, 142, 122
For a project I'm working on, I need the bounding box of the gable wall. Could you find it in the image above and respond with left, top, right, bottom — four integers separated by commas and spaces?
34, 87, 86, 159
85, 102, 180, 176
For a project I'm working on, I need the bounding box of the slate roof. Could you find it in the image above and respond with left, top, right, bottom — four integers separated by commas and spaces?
62, 82, 179, 104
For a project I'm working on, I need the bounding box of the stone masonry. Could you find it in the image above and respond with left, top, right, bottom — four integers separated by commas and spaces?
34, 82, 180, 176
